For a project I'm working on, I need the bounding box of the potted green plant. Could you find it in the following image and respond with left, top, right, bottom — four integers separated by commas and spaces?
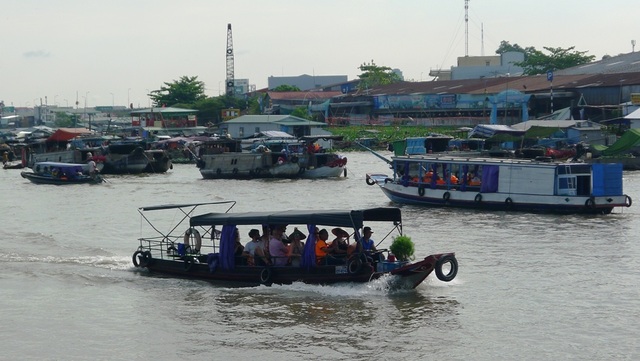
389, 235, 415, 261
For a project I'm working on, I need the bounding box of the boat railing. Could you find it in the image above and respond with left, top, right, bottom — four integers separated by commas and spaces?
137, 230, 220, 260
400, 178, 482, 191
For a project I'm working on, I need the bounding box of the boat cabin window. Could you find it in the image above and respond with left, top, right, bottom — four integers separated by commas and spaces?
557, 176, 577, 196
556, 165, 591, 196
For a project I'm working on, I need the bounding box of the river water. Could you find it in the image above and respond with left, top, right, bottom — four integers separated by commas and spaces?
1, 151, 639, 360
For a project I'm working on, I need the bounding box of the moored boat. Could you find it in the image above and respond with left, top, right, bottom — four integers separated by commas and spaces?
131, 201, 458, 289
21, 161, 103, 185
196, 135, 347, 180
365, 154, 632, 214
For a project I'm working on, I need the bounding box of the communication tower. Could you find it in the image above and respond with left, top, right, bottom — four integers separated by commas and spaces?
464, 0, 469, 57
225, 23, 235, 96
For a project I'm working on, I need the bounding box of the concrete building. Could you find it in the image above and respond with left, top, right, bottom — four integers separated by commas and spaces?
429, 52, 525, 80
219, 114, 326, 139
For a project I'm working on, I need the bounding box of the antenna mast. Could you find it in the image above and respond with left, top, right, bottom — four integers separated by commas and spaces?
481, 23, 484, 56
225, 23, 235, 96
464, 0, 469, 57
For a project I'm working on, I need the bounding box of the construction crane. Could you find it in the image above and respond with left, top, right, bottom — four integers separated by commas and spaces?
225, 23, 235, 96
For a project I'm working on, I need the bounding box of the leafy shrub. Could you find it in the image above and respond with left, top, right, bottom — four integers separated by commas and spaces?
389, 235, 415, 261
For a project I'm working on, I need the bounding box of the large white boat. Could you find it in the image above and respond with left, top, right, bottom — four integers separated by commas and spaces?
365, 154, 632, 214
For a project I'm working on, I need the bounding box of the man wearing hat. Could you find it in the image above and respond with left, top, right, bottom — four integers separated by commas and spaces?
360, 227, 377, 252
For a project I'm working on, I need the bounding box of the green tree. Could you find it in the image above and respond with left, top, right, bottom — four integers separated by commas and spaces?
496, 41, 595, 76
53, 112, 75, 127
272, 84, 301, 92
516, 46, 595, 75
290, 106, 311, 120
149, 75, 206, 107
357, 60, 402, 91
495, 40, 535, 55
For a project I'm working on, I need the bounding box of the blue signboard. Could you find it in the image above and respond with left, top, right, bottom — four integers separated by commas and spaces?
547, 70, 553, 82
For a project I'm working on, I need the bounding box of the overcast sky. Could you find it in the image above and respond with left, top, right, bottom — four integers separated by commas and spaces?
2, 0, 637, 109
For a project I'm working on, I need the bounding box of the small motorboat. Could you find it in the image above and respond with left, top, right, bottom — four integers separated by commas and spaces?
21, 161, 104, 185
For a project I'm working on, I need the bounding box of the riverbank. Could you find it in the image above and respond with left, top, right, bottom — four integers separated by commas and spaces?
327, 125, 461, 150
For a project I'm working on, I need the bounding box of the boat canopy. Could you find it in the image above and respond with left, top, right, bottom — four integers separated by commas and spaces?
190, 208, 401, 229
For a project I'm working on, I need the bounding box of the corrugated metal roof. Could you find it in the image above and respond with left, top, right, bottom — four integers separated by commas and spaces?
267, 91, 342, 101
130, 107, 197, 115
224, 115, 325, 126
556, 51, 640, 75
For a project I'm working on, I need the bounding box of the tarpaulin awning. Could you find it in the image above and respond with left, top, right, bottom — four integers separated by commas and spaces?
47, 128, 93, 142
601, 128, 640, 156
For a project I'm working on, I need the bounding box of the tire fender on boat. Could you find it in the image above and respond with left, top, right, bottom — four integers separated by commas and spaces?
216, 168, 222, 175
347, 258, 362, 274
443, 191, 451, 201
625, 195, 632, 207
474, 193, 482, 203
435, 255, 458, 282
418, 185, 425, 197
585, 197, 595, 208
366, 176, 375, 186
134, 250, 152, 268
232, 168, 239, 175
384, 178, 393, 184
505, 197, 513, 208
259, 267, 272, 284
132, 250, 143, 267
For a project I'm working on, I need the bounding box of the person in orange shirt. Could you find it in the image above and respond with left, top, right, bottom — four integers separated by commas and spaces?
315, 228, 330, 265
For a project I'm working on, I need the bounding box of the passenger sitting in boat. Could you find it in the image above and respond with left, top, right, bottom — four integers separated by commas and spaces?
268, 224, 289, 266
326, 228, 349, 265
328, 228, 349, 255
233, 228, 245, 264
288, 227, 306, 267
450, 174, 459, 184
315, 228, 330, 265
243, 229, 269, 266
469, 174, 481, 186
423, 171, 433, 183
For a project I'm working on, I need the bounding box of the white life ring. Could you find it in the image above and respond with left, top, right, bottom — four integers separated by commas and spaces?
184, 228, 202, 253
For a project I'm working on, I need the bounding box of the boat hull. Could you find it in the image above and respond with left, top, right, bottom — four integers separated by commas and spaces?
137, 252, 452, 289
374, 179, 629, 214
21, 171, 102, 185
365, 154, 632, 215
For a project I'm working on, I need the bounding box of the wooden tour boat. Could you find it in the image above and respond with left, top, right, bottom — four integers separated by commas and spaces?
131, 201, 457, 289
